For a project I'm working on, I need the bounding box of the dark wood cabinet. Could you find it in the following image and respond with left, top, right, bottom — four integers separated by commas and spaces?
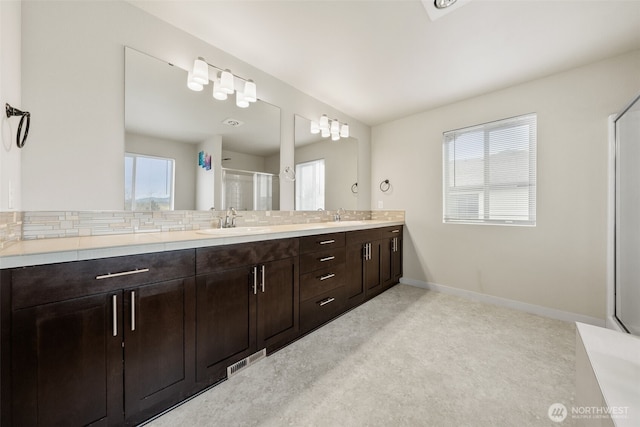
123, 277, 196, 426
5, 250, 196, 427
299, 233, 347, 333
345, 226, 403, 310
195, 238, 299, 386
11, 292, 123, 427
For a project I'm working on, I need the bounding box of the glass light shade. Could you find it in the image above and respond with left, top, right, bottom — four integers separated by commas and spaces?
330, 119, 340, 135
310, 121, 320, 134
192, 57, 209, 85
212, 80, 228, 100
340, 123, 349, 138
220, 70, 235, 94
321, 128, 330, 138
187, 71, 204, 91
236, 91, 249, 108
434, 0, 457, 9
319, 114, 329, 131
331, 133, 340, 141
243, 80, 257, 103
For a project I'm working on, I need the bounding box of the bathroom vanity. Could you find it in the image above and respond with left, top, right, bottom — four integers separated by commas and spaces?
0, 221, 402, 426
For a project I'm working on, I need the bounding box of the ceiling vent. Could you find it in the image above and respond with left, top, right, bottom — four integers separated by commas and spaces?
222, 118, 244, 127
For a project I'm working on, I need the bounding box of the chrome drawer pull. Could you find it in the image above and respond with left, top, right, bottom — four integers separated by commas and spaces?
96, 268, 149, 280
319, 273, 335, 281
112, 295, 118, 337
319, 240, 335, 245
131, 291, 136, 331
319, 256, 335, 262
391, 229, 400, 233
319, 297, 335, 307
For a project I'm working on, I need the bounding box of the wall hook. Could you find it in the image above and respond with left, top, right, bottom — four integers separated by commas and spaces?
379, 179, 391, 192
351, 182, 358, 194
5, 103, 31, 148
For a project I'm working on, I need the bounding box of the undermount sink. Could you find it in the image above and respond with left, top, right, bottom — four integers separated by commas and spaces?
196, 226, 273, 235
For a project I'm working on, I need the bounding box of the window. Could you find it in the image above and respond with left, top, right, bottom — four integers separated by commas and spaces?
295, 159, 325, 210
443, 113, 537, 225
125, 153, 175, 210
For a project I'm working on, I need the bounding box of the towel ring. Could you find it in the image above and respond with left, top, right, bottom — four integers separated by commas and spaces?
351, 183, 358, 194
379, 179, 391, 192
5, 103, 31, 148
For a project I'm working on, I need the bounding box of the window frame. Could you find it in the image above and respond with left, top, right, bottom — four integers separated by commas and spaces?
442, 113, 537, 226
124, 152, 175, 211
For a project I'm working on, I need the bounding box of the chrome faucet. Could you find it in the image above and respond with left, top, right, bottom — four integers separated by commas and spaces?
334, 207, 346, 222
224, 207, 238, 228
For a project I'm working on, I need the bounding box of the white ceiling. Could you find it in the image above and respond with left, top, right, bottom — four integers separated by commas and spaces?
129, 0, 640, 126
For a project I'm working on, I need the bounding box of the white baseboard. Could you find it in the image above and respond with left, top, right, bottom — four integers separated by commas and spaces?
400, 277, 605, 327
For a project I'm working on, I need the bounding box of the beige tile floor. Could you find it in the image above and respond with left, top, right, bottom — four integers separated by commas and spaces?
148, 285, 576, 426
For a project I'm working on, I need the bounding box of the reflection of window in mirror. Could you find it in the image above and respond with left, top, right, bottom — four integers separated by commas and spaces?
125, 153, 175, 210
295, 159, 325, 210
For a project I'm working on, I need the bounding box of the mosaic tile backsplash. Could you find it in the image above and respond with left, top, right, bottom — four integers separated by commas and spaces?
4, 209, 404, 242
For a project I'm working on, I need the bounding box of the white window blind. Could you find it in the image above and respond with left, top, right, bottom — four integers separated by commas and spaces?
295, 159, 325, 210
443, 113, 537, 225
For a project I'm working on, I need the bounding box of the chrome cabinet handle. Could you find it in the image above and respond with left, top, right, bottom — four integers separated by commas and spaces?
320, 256, 335, 262
96, 268, 149, 280
261, 265, 265, 293
131, 291, 136, 331
252, 266, 258, 295
319, 273, 335, 281
391, 229, 400, 233
319, 297, 335, 307
112, 295, 118, 337
319, 239, 335, 245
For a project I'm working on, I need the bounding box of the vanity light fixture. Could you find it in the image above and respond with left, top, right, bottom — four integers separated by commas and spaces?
311, 115, 349, 141
187, 58, 258, 107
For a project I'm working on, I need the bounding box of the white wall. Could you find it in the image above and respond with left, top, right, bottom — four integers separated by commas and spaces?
125, 132, 197, 210
372, 50, 640, 320
0, 1, 21, 211
20, 0, 370, 211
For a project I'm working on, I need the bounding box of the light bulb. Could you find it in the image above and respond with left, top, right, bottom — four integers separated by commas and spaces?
243, 80, 257, 103
319, 114, 329, 131
192, 57, 209, 85
220, 70, 235, 94
330, 119, 340, 135
236, 91, 249, 108
187, 71, 204, 91
310, 121, 320, 134
340, 123, 349, 138
212, 79, 228, 100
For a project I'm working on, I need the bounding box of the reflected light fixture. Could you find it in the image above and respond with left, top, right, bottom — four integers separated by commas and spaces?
311, 115, 349, 141
187, 57, 258, 108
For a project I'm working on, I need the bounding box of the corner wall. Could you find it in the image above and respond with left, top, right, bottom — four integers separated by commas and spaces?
371, 50, 640, 320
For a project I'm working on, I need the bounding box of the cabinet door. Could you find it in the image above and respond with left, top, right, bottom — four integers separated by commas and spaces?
392, 236, 403, 283
124, 278, 195, 425
364, 241, 382, 297
256, 257, 299, 351
380, 237, 393, 288
195, 268, 256, 384
12, 293, 123, 427
345, 243, 366, 308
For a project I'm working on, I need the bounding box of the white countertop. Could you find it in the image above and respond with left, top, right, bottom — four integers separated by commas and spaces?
0, 220, 404, 269
576, 322, 640, 426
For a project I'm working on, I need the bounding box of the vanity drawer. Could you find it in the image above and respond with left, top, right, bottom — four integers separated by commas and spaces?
196, 238, 299, 274
11, 249, 195, 310
379, 226, 403, 239
300, 232, 345, 254
346, 229, 381, 246
300, 286, 347, 332
300, 247, 345, 274
300, 264, 345, 301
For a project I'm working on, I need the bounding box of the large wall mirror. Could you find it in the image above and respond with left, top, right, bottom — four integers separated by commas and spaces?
294, 115, 358, 210
125, 47, 281, 211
